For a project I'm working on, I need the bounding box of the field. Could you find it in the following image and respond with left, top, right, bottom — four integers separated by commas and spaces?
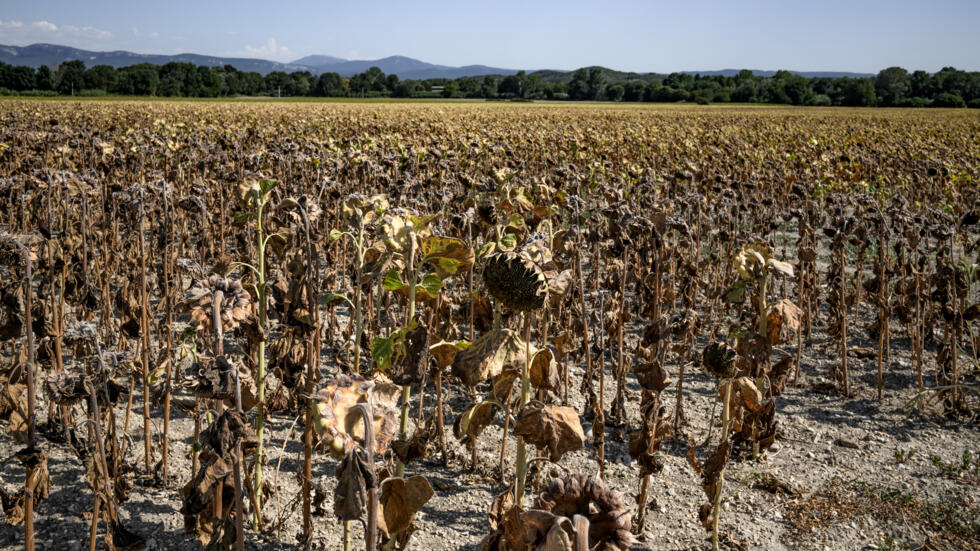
0, 99, 978, 551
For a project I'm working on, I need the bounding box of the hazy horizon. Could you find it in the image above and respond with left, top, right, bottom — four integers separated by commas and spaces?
1, 0, 978, 73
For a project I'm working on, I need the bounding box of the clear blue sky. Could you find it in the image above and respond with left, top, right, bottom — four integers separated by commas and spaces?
1, 1, 977, 72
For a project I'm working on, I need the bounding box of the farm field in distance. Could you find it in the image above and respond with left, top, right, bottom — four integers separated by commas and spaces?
0, 99, 978, 551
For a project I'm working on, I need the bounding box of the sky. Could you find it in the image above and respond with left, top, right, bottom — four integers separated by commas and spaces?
0, 0, 977, 73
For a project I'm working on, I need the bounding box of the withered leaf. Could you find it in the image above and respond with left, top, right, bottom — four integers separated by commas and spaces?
379, 475, 434, 542
766, 299, 802, 345
451, 328, 527, 389
529, 347, 560, 393
513, 404, 585, 461
334, 448, 375, 522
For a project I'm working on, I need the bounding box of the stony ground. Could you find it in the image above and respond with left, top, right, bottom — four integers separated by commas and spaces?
1, 302, 978, 551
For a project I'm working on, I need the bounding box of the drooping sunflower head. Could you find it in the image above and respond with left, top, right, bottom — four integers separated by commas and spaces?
44, 370, 88, 406
536, 473, 634, 551
482, 252, 547, 312
701, 341, 737, 379
185, 274, 252, 332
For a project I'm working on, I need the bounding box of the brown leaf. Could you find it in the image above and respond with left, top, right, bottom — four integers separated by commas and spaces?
691, 440, 732, 533
111, 521, 146, 551
200, 409, 257, 458
0, 375, 27, 443
768, 354, 794, 396
392, 415, 436, 465
451, 328, 527, 389
529, 348, 560, 393
628, 391, 673, 475
429, 340, 464, 372
766, 299, 802, 345
334, 448, 375, 522
453, 399, 499, 442
513, 404, 585, 461
735, 377, 764, 412
635, 359, 671, 392
379, 475, 434, 544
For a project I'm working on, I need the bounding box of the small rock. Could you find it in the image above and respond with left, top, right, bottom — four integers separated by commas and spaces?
433, 480, 453, 491
836, 437, 860, 449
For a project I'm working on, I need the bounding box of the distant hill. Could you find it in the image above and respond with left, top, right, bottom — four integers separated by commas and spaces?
293, 55, 518, 79
0, 43, 519, 79
0, 43, 877, 81
289, 54, 347, 67
681, 69, 875, 78
531, 66, 665, 84
0, 43, 312, 75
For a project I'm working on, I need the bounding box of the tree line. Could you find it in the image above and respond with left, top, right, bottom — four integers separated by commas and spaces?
0, 59, 977, 107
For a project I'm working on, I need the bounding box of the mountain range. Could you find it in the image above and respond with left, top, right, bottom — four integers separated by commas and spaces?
0, 43, 875, 80
0, 43, 520, 79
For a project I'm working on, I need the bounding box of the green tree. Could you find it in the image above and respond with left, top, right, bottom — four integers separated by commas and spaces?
442, 81, 458, 98
605, 83, 625, 101
568, 69, 589, 100
84, 65, 119, 92
265, 71, 291, 96
498, 73, 523, 97
313, 72, 343, 96
874, 66, 910, 106
732, 80, 757, 102
480, 75, 498, 98
932, 92, 966, 108
364, 66, 388, 92
117, 64, 159, 95
392, 79, 417, 97
934, 67, 968, 97
522, 73, 541, 98
385, 73, 400, 93
623, 80, 646, 101
239, 72, 265, 95
35, 65, 53, 90
195, 66, 222, 97
3, 65, 36, 91
841, 78, 876, 106
289, 71, 312, 96
586, 67, 605, 99
54, 60, 86, 95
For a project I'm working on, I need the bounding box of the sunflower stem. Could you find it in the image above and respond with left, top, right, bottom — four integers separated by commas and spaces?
395, 233, 417, 478
712, 378, 732, 551
515, 313, 533, 505
254, 189, 268, 531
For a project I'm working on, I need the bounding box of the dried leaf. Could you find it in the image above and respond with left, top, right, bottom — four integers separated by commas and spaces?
334, 448, 375, 522
379, 476, 434, 543
766, 299, 802, 345
451, 328, 527, 389
513, 404, 585, 461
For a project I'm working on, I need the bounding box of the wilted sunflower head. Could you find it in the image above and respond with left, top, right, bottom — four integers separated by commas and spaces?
476, 202, 497, 226
44, 370, 88, 406
483, 252, 547, 312
63, 321, 99, 347
536, 474, 634, 551
184, 274, 252, 332
312, 374, 401, 456
701, 341, 737, 379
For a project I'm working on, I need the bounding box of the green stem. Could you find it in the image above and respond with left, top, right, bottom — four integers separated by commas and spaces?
395, 234, 417, 478
713, 378, 732, 551
753, 271, 768, 461
254, 196, 267, 531
515, 313, 532, 505
353, 224, 365, 372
